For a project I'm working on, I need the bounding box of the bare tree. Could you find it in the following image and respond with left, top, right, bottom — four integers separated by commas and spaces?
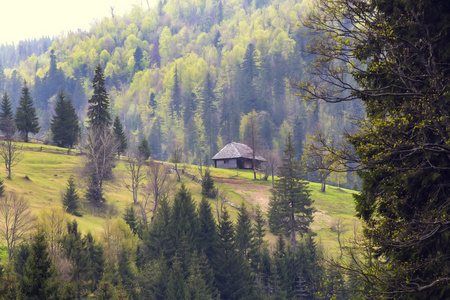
0, 117, 21, 179
170, 147, 182, 182
263, 150, 281, 186
140, 161, 174, 226
124, 154, 147, 205
331, 218, 348, 259
83, 127, 118, 205
0, 193, 35, 262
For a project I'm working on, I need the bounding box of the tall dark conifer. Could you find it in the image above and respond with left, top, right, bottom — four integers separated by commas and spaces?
197, 198, 218, 262
113, 115, 128, 158
15, 81, 40, 142
62, 176, 80, 216
87, 64, 111, 129
171, 66, 182, 117
0, 91, 13, 134
50, 90, 80, 148
268, 133, 314, 251
201, 72, 218, 162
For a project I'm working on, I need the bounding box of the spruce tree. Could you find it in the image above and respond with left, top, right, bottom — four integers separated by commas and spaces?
171, 66, 182, 117
197, 198, 218, 262
15, 81, 40, 142
19, 232, 59, 299
149, 117, 163, 160
235, 202, 255, 261
213, 208, 253, 299
113, 115, 128, 159
87, 64, 111, 129
201, 169, 216, 198
268, 133, 314, 251
50, 90, 80, 148
62, 175, 80, 216
137, 136, 151, 160
200, 72, 219, 161
0, 91, 13, 134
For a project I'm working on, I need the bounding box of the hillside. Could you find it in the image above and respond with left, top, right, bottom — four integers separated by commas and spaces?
0, 145, 358, 259
0, 0, 363, 190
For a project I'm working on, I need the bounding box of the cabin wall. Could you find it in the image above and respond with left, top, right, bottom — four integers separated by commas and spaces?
214, 158, 238, 169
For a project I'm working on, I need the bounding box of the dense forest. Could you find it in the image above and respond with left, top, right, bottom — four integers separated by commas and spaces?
1, 0, 448, 299
0, 0, 362, 189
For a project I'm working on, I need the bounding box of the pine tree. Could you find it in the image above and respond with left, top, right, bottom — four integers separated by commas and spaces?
133, 46, 144, 73
213, 208, 253, 299
113, 115, 128, 159
201, 169, 216, 199
0, 91, 13, 134
235, 202, 255, 261
149, 117, 163, 160
138, 136, 151, 160
50, 90, 80, 148
19, 232, 59, 299
268, 133, 314, 251
197, 197, 218, 262
123, 205, 142, 237
171, 66, 182, 117
62, 175, 80, 216
15, 81, 40, 142
87, 64, 111, 129
200, 72, 219, 161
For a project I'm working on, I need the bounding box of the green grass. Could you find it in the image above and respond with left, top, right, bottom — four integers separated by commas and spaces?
0, 144, 360, 260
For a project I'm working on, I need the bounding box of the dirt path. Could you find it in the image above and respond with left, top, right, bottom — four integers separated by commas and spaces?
213, 177, 272, 212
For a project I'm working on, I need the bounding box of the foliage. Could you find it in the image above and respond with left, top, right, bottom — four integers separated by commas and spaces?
87, 64, 111, 129
137, 136, 151, 160
62, 175, 80, 216
0, 91, 13, 134
50, 90, 80, 148
268, 133, 314, 251
201, 169, 216, 199
15, 82, 40, 142
301, 0, 450, 297
113, 115, 128, 158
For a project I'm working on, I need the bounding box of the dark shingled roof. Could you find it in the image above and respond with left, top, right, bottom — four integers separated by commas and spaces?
212, 142, 266, 161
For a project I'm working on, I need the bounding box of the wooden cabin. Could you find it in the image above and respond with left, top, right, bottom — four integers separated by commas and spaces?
212, 142, 266, 169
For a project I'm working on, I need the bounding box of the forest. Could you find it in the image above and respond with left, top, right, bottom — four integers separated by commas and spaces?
0, 0, 449, 299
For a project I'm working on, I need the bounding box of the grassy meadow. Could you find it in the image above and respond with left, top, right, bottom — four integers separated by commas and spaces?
0, 143, 360, 261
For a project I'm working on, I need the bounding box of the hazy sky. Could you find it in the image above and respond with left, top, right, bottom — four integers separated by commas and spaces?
0, 0, 147, 45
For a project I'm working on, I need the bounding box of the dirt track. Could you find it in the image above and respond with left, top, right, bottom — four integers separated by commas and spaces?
212, 176, 272, 212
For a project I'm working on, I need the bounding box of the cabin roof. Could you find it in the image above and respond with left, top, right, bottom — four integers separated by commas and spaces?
212, 142, 266, 161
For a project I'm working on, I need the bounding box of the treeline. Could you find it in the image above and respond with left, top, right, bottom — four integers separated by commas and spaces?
0, 0, 362, 189
0, 184, 349, 299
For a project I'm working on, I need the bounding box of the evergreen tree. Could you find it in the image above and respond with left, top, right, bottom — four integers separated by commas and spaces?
197, 197, 218, 262
239, 43, 260, 113
268, 133, 314, 251
171, 66, 182, 117
0, 63, 5, 95
123, 205, 142, 238
138, 136, 151, 160
0, 178, 4, 197
0, 91, 13, 134
133, 46, 144, 73
235, 202, 255, 261
213, 208, 253, 299
201, 169, 216, 198
50, 90, 80, 148
113, 115, 128, 159
62, 175, 80, 216
87, 64, 111, 129
118, 248, 137, 299
200, 72, 219, 162
149, 117, 163, 160
19, 232, 59, 299
15, 81, 40, 142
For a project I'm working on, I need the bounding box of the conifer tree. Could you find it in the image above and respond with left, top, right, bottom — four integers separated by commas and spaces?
62, 175, 80, 216
15, 81, 40, 142
235, 202, 255, 261
0, 91, 13, 134
171, 66, 182, 117
200, 72, 219, 161
201, 169, 216, 198
87, 64, 111, 129
50, 90, 80, 148
268, 133, 314, 251
113, 115, 127, 159
138, 136, 151, 160
213, 208, 253, 299
19, 232, 59, 299
197, 198, 218, 262
123, 205, 142, 237
149, 117, 163, 160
